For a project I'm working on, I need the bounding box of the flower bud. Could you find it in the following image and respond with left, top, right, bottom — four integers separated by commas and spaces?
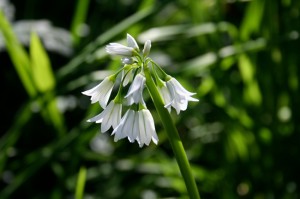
143, 40, 151, 57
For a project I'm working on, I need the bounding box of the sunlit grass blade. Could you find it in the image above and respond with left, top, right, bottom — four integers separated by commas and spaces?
30, 32, 55, 92
0, 10, 36, 96
70, 0, 90, 45
240, 0, 265, 40
30, 32, 66, 136
75, 166, 87, 199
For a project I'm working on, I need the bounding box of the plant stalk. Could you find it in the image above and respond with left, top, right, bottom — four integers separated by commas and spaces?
144, 66, 201, 199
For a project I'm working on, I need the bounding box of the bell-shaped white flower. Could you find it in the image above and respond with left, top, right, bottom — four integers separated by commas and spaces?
125, 74, 146, 105
127, 33, 139, 51
106, 43, 134, 57
165, 78, 199, 114
143, 40, 151, 57
112, 109, 158, 147
82, 76, 115, 108
112, 109, 135, 142
137, 109, 158, 147
87, 101, 122, 133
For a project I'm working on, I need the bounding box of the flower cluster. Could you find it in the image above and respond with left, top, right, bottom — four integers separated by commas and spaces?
82, 34, 198, 147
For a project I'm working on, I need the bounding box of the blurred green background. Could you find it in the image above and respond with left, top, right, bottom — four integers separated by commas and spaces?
1, 0, 300, 198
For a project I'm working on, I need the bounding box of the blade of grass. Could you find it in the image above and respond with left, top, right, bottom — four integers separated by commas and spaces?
70, 0, 90, 45
240, 0, 266, 40
0, 10, 36, 96
30, 32, 66, 136
75, 166, 87, 199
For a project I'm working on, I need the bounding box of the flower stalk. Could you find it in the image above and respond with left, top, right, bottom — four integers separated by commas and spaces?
144, 66, 201, 199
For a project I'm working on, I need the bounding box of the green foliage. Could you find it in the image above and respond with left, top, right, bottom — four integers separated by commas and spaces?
1, 0, 300, 198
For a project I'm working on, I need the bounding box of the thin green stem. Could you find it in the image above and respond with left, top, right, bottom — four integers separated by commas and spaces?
143, 66, 201, 199
71, 0, 90, 45
75, 166, 87, 199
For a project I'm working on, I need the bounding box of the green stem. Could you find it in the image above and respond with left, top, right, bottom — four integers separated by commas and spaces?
144, 67, 201, 199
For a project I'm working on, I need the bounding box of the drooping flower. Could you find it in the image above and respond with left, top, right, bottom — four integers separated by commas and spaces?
87, 100, 122, 133
137, 109, 158, 147
112, 109, 158, 147
105, 33, 139, 57
165, 77, 199, 114
82, 76, 115, 108
112, 109, 135, 142
125, 74, 146, 105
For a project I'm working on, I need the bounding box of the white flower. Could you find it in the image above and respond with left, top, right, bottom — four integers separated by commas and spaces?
125, 74, 146, 105
105, 34, 139, 57
112, 109, 158, 147
127, 33, 139, 51
143, 40, 151, 57
137, 109, 158, 147
165, 78, 199, 114
106, 43, 134, 56
82, 76, 115, 108
87, 101, 122, 133
112, 109, 135, 142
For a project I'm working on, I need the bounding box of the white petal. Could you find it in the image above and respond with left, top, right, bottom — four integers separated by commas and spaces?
138, 111, 147, 147
122, 69, 134, 87
170, 78, 195, 96
144, 110, 158, 145
99, 87, 113, 108
101, 102, 114, 132
158, 83, 173, 109
81, 83, 100, 96
127, 34, 139, 50
187, 96, 199, 102
87, 112, 104, 123
123, 110, 135, 143
82, 83, 102, 104
106, 43, 134, 56
125, 74, 146, 105
111, 103, 122, 129
132, 112, 140, 144
125, 74, 144, 97
113, 110, 129, 140
82, 77, 114, 107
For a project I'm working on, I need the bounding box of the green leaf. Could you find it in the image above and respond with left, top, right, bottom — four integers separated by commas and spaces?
240, 0, 265, 40
0, 10, 35, 96
30, 32, 55, 92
